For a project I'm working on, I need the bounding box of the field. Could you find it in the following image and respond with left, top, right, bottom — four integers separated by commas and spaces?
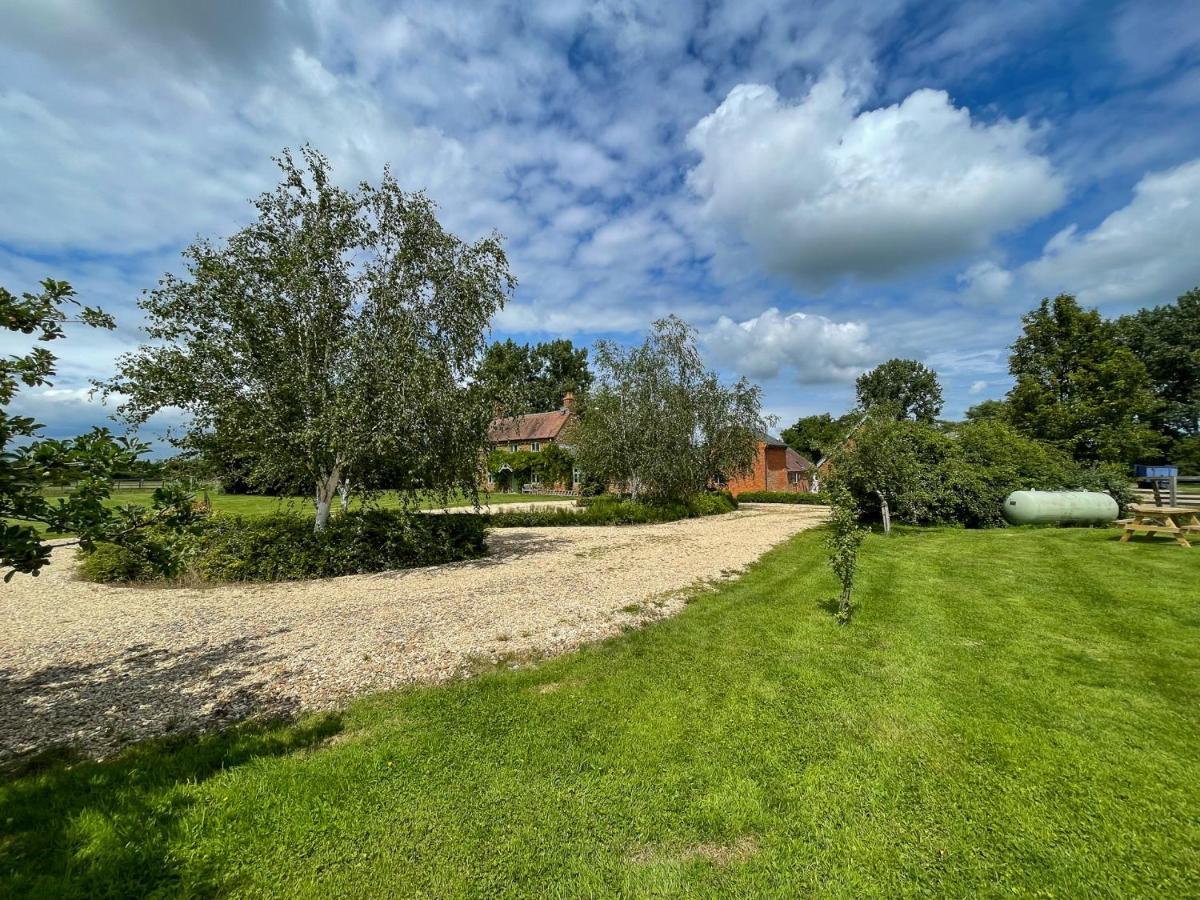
2, 524, 1196, 896
21, 489, 566, 535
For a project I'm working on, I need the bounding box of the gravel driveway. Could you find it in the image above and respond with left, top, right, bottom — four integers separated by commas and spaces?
0, 504, 826, 762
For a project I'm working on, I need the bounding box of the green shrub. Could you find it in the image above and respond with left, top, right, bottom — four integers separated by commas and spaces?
77, 526, 199, 583
487, 492, 736, 528
77, 541, 155, 583
735, 490, 829, 504
837, 418, 1134, 528
186, 509, 486, 583
686, 491, 738, 516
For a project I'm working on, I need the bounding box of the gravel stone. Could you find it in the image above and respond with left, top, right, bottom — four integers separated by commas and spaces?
0, 504, 826, 762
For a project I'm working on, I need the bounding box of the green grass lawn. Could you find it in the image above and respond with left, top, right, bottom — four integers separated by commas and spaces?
19, 489, 567, 535
3, 526, 1198, 896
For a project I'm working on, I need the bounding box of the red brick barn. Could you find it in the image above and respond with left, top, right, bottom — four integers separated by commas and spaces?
722, 434, 813, 496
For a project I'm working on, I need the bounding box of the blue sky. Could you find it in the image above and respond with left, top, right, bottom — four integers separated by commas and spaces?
2, 0, 1199, 448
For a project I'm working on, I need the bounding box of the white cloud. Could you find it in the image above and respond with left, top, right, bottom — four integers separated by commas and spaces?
1112, 0, 1200, 80
703, 307, 875, 383
686, 74, 1065, 283
1022, 158, 1200, 308
969, 380, 987, 394
957, 260, 1015, 304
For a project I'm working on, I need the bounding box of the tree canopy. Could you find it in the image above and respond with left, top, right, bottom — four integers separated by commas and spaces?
477, 338, 592, 414
107, 147, 515, 529
1007, 294, 1160, 464
569, 316, 761, 501
1115, 287, 1200, 446
835, 416, 1131, 528
855, 358, 944, 422
964, 399, 1009, 423
780, 412, 856, 463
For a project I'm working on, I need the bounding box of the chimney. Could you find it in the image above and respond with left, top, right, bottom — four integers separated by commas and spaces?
562, 391, 576, 412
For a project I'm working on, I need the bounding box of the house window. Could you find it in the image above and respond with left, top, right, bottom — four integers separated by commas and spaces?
509, 442, 517, 453
572, 466, 582, 485
530, 441, 541, 452
789, 471, 803, 485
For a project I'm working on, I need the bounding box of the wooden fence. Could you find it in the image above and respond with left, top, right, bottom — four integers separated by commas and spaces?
1133, 476, 1200, 509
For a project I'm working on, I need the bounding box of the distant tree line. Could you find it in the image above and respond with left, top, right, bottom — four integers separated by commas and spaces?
477, 338, 592, 415
783, 287, 1200, 476
783, 287, 1200, 532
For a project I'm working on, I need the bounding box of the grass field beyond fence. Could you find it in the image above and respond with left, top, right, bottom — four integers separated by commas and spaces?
2, 525, 1197, 896
19, 489, 567, 535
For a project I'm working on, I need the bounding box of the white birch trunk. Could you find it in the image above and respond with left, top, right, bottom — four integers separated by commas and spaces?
338, 477, 351, 512
314, 467, 341, 532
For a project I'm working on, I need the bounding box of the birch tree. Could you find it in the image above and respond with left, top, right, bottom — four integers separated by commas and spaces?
569, 316, 761, 501
107, 147, 514, 530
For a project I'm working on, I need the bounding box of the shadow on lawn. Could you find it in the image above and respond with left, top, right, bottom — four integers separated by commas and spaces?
0, 630, 301, 766
0, 713, 341, 897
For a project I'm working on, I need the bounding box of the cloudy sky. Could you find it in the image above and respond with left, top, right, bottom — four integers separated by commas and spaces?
3, 0, 1199, 445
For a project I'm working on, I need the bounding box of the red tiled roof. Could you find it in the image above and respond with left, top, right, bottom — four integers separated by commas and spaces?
785, 447, 813, 471
488, 408, 571, 443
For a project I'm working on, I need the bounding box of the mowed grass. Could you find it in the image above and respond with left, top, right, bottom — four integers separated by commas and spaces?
19, 489, 566, 535
2, 526, 1198, 896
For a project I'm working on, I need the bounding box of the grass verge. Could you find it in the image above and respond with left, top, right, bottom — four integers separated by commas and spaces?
2, 526, 1197, 896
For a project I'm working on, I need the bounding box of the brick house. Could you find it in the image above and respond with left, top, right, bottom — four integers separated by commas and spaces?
722, 433, 814, 496
485, 393, 578, 492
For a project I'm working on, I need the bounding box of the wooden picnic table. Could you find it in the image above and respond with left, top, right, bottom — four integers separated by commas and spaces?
1120, 504, 1200, 548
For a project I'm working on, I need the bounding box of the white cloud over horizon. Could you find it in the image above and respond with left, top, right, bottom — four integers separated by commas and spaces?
686, 74, 1066, 285
1023, 158, 1200, 308
703, 307, 876, 383
954, 157, 1200, 312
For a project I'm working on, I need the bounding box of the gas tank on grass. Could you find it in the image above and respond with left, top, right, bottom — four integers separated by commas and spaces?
1001, 490, 1119, 526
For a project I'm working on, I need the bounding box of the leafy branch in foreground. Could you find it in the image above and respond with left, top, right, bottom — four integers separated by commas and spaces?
0, 279, 198, 579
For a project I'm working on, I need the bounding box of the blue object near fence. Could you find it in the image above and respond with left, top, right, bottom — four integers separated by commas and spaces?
1134, 465, 1178, 478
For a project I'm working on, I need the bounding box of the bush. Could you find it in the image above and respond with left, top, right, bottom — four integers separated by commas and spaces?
191, 509, 487, 582
77, 541, 155, 583
77, 525, 199, 583
735, 490, 829, 504
487, 492, 736, 527
78, 509, 488, 584
837, 418, 1134, 528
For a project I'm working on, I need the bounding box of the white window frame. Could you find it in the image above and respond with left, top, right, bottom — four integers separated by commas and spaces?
530, 441, 541, 452
509, 442, 517, 453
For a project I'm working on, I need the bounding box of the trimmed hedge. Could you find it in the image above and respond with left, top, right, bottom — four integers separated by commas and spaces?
735, 491, 829, 505
79, 509, 487, 584
77, 493, 737, 583
487, 492, 737, 527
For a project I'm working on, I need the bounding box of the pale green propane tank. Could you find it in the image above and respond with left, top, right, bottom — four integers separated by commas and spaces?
1001, 490, 1119, 525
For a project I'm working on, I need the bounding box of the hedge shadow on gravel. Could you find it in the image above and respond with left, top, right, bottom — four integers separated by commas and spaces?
0, 631, 300, 766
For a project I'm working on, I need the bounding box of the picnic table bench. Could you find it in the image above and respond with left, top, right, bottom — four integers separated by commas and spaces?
1119, 504, 1200, 548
